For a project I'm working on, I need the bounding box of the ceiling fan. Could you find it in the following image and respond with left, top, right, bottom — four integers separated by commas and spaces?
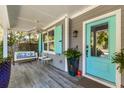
28, 20, 43, 34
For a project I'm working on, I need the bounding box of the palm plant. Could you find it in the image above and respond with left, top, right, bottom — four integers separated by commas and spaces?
112, 49, 124, 73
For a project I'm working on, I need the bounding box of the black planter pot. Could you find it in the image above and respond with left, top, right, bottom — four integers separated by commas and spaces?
0, 60, 11, 88
67, 58, 79, 76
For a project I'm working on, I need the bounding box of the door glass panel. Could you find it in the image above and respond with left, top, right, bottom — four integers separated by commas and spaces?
91, 23, 109, 58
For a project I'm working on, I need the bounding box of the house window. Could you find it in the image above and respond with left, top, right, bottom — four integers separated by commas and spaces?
43, 29, 54, 52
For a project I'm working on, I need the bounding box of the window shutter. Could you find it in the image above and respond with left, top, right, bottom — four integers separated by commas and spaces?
38, 33, 42, 54
54, 25, 63, 54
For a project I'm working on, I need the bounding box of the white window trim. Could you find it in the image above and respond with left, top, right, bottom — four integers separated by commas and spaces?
43, 51, 56, 55
42, 27, 55, 55
82, 9, 121, 88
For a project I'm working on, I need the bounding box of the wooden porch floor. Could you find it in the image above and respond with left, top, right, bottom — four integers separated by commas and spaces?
8, 61, 108, 88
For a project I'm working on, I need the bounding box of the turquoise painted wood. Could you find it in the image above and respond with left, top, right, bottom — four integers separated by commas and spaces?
85, 16, 116, 83
38, 33, 42, 54
54, 25, 63, 54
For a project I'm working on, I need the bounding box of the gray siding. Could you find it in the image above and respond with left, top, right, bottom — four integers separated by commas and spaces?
70, 5, 124, 86
43, 20, 66, 71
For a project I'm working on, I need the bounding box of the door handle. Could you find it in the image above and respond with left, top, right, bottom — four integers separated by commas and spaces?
86, 50, 88, 57
86, 45, 89, 49
59, 40, 62, 42
86, 45, 89, 57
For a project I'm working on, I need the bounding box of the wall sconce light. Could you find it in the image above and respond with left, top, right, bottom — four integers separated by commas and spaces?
73, 30, 78, 38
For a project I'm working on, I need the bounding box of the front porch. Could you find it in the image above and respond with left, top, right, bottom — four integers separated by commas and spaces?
9, 61, 108, 88
0, 5, 123, 88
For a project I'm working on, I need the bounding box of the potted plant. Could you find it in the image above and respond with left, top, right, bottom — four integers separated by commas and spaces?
0, 30, 16, 88
112, 48, 124, 87
0, 40, 12, 88
112, 48, 124, 73
0, 56, 11, 88
64, 48, 82, 76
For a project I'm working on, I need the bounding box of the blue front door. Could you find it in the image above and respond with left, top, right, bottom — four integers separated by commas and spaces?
85, 16, 116, 83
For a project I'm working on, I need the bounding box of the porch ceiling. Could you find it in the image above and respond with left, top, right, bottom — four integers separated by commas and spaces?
7, 5, 92, 31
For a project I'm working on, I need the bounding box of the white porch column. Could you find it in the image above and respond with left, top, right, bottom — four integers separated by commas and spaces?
3, 28, 8, 58
64, 15, 69, 72
0, 5, 10, 58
